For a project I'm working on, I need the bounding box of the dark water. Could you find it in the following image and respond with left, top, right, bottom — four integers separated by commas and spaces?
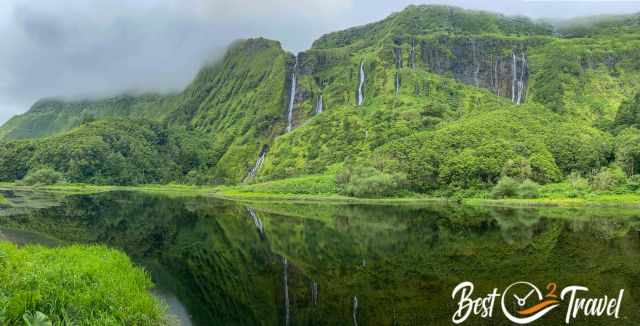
0, 190, 639, 325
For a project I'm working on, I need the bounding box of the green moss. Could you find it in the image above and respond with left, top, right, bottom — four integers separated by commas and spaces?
0, 242, 169, 325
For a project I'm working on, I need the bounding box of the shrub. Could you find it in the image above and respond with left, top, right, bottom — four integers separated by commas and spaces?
627, 175, 640, 191
517, 179, 541, 198
337, 165, 407, 198
568, 171, 590, 191
18, 168, 65, 186
590, 165, 627, 191
491, 177, 519, 198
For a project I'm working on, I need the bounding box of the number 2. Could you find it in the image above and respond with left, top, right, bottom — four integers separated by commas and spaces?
546, 282, 558, 298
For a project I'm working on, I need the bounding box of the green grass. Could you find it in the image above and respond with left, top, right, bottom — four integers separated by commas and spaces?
3, 178, 640, 208
0, 242, 170, 325
0, 194, 7, 205
237, 174, 337, 194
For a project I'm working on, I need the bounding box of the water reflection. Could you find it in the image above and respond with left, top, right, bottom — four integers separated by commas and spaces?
0, 190, 639, 325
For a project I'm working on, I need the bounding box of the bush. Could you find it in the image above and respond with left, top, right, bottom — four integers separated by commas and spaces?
590, 165, 627, 191
18, 168, 65, 186
627, 175, 640, 191
337, 165, 407, 198
491, 177, 519, 198
517, 179, 541, 198
18, 168, 63, 186
568, 171, 590, 191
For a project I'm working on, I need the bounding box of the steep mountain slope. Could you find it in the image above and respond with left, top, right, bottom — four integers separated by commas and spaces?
166, 38, 290, 183
257, 5, 638, 187
0, 5, 639, 191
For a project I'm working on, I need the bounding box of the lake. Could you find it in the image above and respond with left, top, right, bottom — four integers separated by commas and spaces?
0, 190, 639, 325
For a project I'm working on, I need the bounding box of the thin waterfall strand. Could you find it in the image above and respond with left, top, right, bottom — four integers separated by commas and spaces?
511, 52, 516, 103
516, 52, 527, 105
286, 56, 298, 132
246, 207, 265, 237
247, 146, 268, 178
410, 38, 416, 69
353, 296, 358, 326
357, 62, 365, 106
284, 257, 290, 326
311, 281, 318, 306
316, 95, 323, 114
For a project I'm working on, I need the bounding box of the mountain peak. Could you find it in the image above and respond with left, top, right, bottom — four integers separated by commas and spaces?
312, 4, 552, 49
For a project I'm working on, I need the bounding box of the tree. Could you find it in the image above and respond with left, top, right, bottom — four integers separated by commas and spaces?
615, 127, 640, 176
614, 93, 640, 130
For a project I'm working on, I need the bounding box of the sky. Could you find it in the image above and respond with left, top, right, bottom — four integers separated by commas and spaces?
1, 0, 639, 124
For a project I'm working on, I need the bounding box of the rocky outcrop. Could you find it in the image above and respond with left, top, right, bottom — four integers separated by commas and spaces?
417, 36, 545, 104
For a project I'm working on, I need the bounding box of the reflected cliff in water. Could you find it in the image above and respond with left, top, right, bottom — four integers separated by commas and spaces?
0, 190, 639, 325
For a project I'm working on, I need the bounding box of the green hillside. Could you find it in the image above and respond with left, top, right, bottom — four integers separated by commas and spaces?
1, 5, 639, 196
0, 93, 181, 140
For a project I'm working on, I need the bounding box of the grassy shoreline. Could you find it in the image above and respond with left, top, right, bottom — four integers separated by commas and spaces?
2, 182, 640, 208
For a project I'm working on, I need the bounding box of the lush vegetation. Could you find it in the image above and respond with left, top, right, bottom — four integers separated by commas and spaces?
0, 119, 212, 185
0, 5, 639, 199
0, 242, 169, 325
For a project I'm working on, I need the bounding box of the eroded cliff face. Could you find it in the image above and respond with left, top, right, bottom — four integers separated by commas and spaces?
395, 35, 548, 104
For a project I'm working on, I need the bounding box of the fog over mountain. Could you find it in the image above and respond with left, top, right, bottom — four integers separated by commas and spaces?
0, 0, 638, 124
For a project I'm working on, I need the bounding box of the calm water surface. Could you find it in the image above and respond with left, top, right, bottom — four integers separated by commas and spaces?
0, 190, 639, 325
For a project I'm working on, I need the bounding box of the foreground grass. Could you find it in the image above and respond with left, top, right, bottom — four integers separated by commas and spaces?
0, 242, 170, 325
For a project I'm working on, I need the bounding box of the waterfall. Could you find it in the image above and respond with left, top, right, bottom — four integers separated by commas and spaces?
311, 281, 318, 306
357, 62, 365, 106
394, 47, 402, 69
410, 38, 416, 69
511, 52, 516, 103
495, 56, 500, 97
472, 40, 480, 87
284, 257, 290, 326
286, 56, 298, 132
516, 52, 527, 105
394, 48, 401, 96
352, 296, 359, 326
315, 95, 323, 114
247, 145, 269, 178
510, 50, 527, 105
246, 207, 265, 238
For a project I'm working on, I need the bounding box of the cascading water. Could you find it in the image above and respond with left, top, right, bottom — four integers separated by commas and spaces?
395, 48, 401, 96
394, 47, 402, 69
516, 52, 527, 105
315, 95, 323, 114
352, 296, 359, 326
511, 52, 516, 104
409, 38, 416, 69
284, 257, 290, 326
286, 56, 298, 132
510, 50, 527, 105
472, 40, 480, 87
357, 62, 365, 106
247, 145, 269, 179
311, 281, 318, 306
492, 55, 500, 96
246, 207, 265, 238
